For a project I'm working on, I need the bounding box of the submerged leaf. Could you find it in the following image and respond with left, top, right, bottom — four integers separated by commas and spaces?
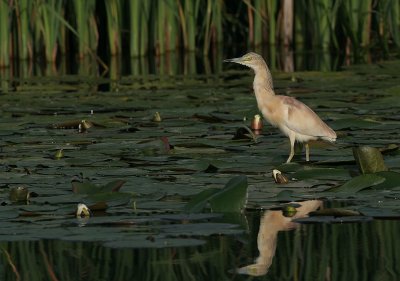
353, 146, 388, 174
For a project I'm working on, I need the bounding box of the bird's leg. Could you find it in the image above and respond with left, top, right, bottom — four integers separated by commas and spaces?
305, 143, 310, 162
286, 133, 296, 163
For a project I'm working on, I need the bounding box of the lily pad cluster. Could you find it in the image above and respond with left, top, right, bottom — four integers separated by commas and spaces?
0, 60, 399, 246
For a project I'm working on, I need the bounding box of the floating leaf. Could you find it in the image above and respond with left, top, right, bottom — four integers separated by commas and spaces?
371, 171, 400, 190
49, 120, 82, 129
184, 176, 248, 213
210, 176, 248, 212
294, 216, 372, 223
379, 144, 399, 154
101, 180, 127, 193
183, 188, 220, 213
84, 192, 132, 210
329, 174, 385, 193
331, 118, 381, 130
292, 167, 350, 180
50, 119, 105, 129
72, 180, 126, 194
353, 146, 388, 174
72, 181, 99, 194
275, 190, 295, 202
356, 207, 400, 218
310, 208, 361, 217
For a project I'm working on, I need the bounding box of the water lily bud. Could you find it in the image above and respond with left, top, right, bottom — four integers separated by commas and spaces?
153, 112, 162, 122
82, 120, 93, 129
54, 149, 64, 159
272, 169, 289, 184
78, 120, 93, 133
282, 205, 297, 217
10, 186, 30, 202
76, 203, 92, 218
251, 114, 263, 132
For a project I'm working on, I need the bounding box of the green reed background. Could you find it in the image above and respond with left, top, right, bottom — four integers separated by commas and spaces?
0, 0, 399, 67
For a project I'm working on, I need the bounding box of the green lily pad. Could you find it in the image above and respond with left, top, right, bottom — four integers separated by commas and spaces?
72, 180, 126, 194
331, 118, 381, 130
310, 208, 361, 216
329, 174, 386, 193
183, 188, 220, 213
184, 176, 248, 213
210, 176, 248, 212
372, 171, 400, 190
353, 146, 388, 174
292, 167, 350, 181
294, 216, 372, 223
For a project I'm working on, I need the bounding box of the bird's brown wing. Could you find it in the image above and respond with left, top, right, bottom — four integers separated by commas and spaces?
280, 96, 336, 139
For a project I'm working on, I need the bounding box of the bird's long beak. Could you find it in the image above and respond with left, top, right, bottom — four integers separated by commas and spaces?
223, 57, 241, 63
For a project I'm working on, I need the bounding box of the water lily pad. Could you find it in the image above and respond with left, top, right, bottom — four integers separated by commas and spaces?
72, 180, 126, 194
372, 171, 400, 190
294, 216, 372, 223
310, 208, 361, 216
353, 146, 388, 174
292, 167, 350, 181
329, 174, 386, 193
183, 188, 220, 213
157, 222, 243, 236
210, 176, 248, 212
184, 176, 248, 213
331, 118, 381, 130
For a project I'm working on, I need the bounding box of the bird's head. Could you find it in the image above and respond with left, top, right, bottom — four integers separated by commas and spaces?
224, 52, 265, 70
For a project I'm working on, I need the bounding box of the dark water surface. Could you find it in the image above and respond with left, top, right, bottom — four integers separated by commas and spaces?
1, 214, 399, 281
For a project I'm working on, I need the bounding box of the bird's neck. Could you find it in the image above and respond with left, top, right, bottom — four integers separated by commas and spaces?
253, 64, 275, 99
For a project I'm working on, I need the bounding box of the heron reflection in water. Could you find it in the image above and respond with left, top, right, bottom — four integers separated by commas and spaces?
236, 200, 322, 276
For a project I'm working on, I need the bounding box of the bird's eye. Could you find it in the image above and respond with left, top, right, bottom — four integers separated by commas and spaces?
244, 56, 252, 61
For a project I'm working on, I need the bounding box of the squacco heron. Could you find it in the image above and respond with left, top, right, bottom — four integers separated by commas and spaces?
224, 52, 336, 163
